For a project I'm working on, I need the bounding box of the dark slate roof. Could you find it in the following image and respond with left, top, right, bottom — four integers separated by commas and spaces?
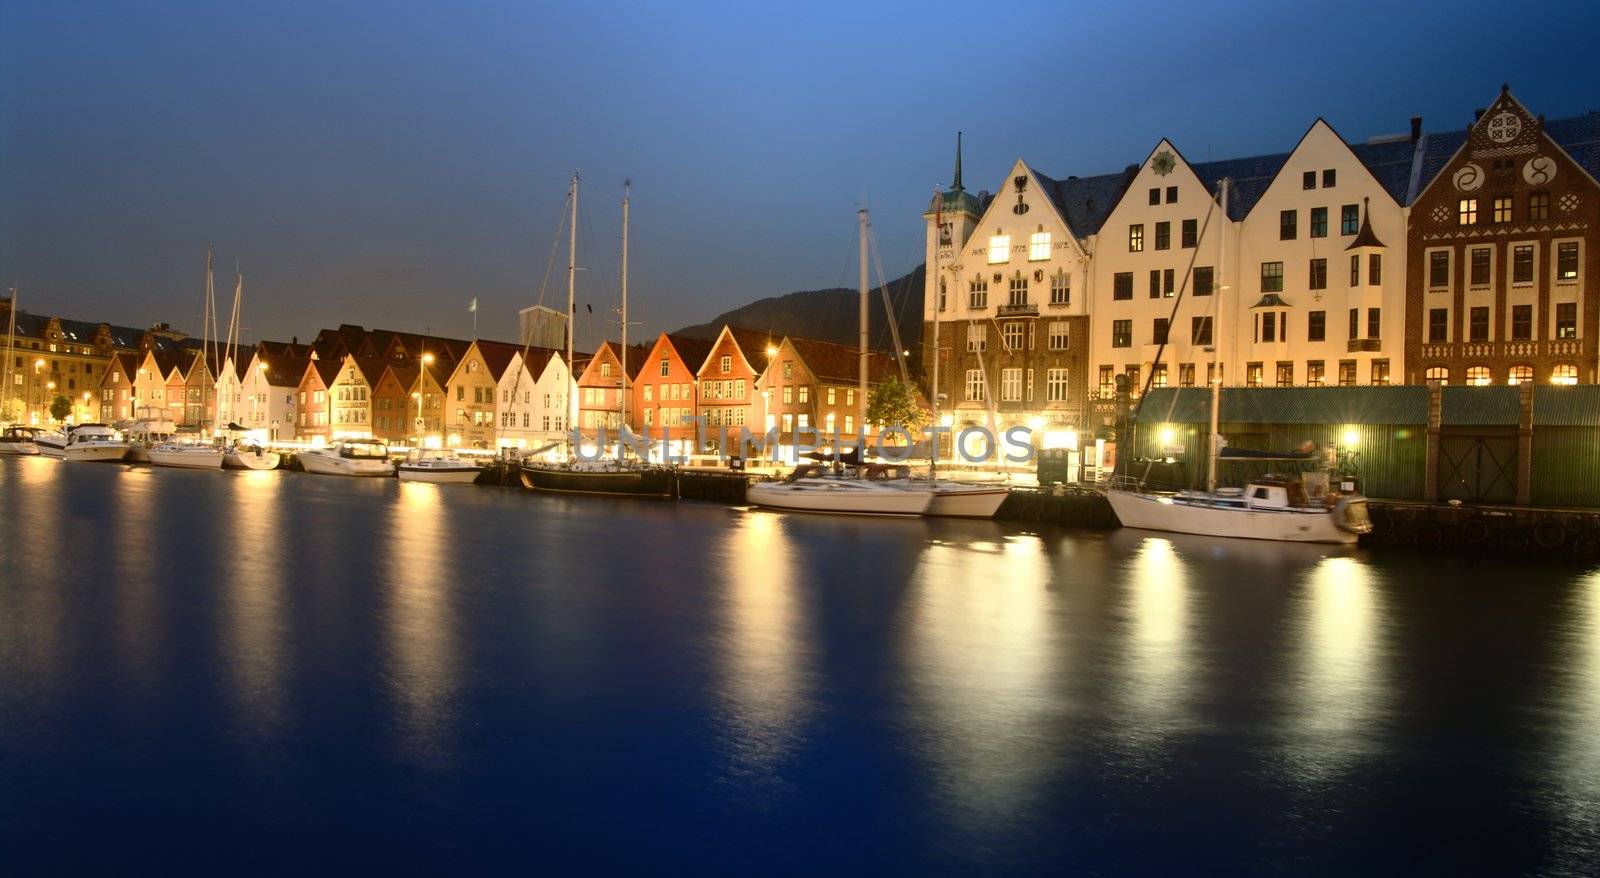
1138, 386, 1429, 425
1543, 111, 1600, 182
1415, 129, 1469, 199
1533, 385, 1600, 426
663, 333, 716, 377
1348, 138, 1420, 205
263, 355, 308, 388
785, 336, 899, 386
474, 340, 523, 382
1441, 386, 1520, 426
1191, 152, 1290, 221
1034, 168, 1138, 237
108, 325, 145, 349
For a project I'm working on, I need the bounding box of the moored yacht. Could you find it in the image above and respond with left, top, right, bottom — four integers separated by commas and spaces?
222, 439, 281, 471
298, 439, 394, 476
746, 462, 933, 516
398, 449, 480, 483
148, 438, 225, 469
0, 426, 42, 455
120, 415, 178, 463
58, 424, 131, 462
520, 458, 675, 497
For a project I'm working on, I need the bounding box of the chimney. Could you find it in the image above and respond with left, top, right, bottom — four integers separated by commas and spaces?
1474, 108, 1486, 122
1410, 116, 1422, 143
291, 336, 298, 345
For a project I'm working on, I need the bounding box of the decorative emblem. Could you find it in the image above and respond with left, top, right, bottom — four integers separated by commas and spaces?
1487, 112, 1522, 143
1152, 151, 1176, 176
992, 272, 1003, 283
1430, 204, 1452, 224
1033, 270, 1044, 282
1453, 163, 1484, 192
1523, 156, 1557, 186
1013, 175, 1028, 192
1559, 192, 1581, 214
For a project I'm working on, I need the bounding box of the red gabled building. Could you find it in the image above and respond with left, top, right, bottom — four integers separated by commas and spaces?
631, 333, 715, 444
694, 325, 779, 438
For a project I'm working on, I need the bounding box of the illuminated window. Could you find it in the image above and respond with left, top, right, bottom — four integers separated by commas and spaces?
1307, 361, 1325, 385
1425, 366, 1450, 384
1466, 366, 1491, 386
1128, 224, 1144, 252
1552, 365, 1578, 385
1245, 362, 1263, 387
1151, 364, 1167, 388
1371, 359, 1390, 385
1508, 365, 1533, 385
827, 387, 836, 405
1048, 321, 1069, 350
1557, 303, 1577, 339
1458, 198, 1477, 225
1098, 365, 1114, 397
1276, 362, 1294, 386
1028, 232, 1051, 261
720, 355, 731, 373
1179, 363, 1196, 387
1339, 360, 1357, 386
967, 323, 986, 352
1493, 197, 1512, 223
988, 235, 1010, 263
600, 362, 611, 378
1558, 242, 1580, 280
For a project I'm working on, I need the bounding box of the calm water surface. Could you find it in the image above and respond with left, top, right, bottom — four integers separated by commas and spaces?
2, 457, 1598, 874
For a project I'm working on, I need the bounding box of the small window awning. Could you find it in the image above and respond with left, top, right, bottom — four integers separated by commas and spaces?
1251, 293, 1292, 308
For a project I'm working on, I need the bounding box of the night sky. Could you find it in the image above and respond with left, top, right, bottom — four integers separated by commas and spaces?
4, 1, 1598, 349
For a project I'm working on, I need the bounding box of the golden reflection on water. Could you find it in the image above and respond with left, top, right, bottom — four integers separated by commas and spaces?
901, 534, 1059, 829
6, 458, 67, 692
1118, 537, 1193, 747
224, 470, 289, 737
716, 511, 809, 787
1549, 570, 1600, 868
111, 466, 162, 689
384, 480, 459, 766
1282, 555, 1387, 783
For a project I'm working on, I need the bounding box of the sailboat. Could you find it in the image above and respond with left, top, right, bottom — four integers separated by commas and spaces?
746, 208, 934, 517
150, 248, 223, 469
1102, 180, 1370, 544
519, 175, 676, 499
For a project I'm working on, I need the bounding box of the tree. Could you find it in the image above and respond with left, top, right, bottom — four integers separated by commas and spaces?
49, 395, 71, 423
866, 376, 927, 434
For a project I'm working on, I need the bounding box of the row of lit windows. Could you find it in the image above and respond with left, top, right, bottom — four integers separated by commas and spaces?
987, 232, 1055, 264
643, 382, 694, 402
1422, 365, 1575, 385
1426, 303, 1578, 342
964, 321, 1073, 352
1093, 359, 1389, 396
962, 367, 1071, 402
1456, 193, 1552, 226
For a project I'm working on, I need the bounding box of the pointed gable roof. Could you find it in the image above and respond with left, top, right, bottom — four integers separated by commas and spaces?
784, 335, 899, 385
648, 333, 716, 377
472, 339, 523, 382
380, 362, 420, 391
699, 325, 782, 375
1034, 166, 1140, 237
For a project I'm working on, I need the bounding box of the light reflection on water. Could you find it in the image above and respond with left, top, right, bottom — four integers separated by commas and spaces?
1549, 571, 1600, 870
223, 470, 290, 738
900, 532, 1061, 835
383, 480, 460, 767
1117, 536, 1194, 754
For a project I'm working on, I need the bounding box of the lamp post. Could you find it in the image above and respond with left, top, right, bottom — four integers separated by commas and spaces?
419, 353, 434, 448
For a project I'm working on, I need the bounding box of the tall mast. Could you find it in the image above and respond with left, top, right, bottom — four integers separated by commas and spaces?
619, 180, 629, 429
931, 189, 944, 480
566, 171, 578, 446
3, 287, 15, 423
202, 246, 214, 434
1207, 178, 1230, 493
858, 208, 869, 430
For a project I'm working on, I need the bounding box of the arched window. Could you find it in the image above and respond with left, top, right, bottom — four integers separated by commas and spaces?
1425, 366, 1449, 384
1466, 366, 1491, 386
1507, 365, 1533, 385
1552, 365, 1579, 385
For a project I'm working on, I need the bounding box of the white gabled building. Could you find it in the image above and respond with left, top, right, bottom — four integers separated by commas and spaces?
494, 346, 569, 450
1086, 139, 1240, 402
1232, 119, 1414, 388
921, 137, 1099, 439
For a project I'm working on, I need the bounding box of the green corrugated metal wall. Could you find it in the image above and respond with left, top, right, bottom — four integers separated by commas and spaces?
1131, 421, 1427, 500
1530, 428, 1600, 507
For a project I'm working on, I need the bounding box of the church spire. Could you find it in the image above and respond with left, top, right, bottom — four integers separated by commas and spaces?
952, 131, 964, 192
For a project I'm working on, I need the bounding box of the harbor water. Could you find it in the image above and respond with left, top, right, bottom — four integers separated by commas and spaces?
1, 456, 1598, 873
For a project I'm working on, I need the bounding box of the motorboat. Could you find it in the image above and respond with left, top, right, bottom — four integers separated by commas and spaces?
34, 429, 68, 457
0, 426, 42, 455
519, 458, 675, 498
398, 449, 481, 483
119, 415, 178, 463
746, 463, 933, 516
821, 451, 1011, 518
298, 439, 394, 477
223, 439, 281, 471
148, 438, 225, 469
1107, 475, 1371, 544
58, 424, 131, 462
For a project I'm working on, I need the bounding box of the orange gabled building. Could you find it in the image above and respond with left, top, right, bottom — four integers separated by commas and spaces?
576, 341, 649, 436
372, 363, 420, 443
693, 326, 778, 437
631, 333, 715, 444
295, 357, 341, 441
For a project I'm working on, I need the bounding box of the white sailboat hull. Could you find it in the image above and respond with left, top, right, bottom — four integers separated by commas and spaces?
397, 465, 478, 483
1106, 490, 1359, 544
148, 447, 224, 469
223, 449, 281, 470
882, 480, 1010, 518
747, 480, 932, 516
299, 452, 393, 477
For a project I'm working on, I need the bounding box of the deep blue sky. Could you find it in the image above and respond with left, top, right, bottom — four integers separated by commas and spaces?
4, 1, 1599, 349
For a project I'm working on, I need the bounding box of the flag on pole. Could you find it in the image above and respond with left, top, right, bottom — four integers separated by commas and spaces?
468, 297, 478, 313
